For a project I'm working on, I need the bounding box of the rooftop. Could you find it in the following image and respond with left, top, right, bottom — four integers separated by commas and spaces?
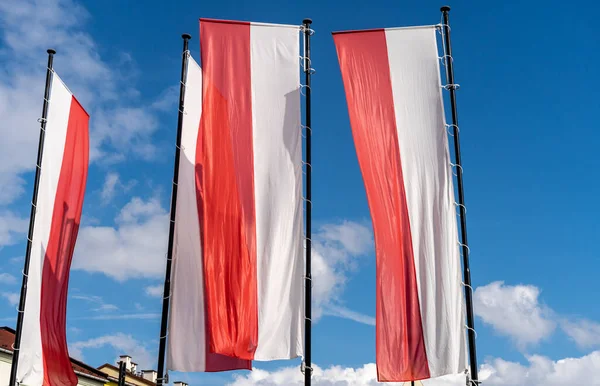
0, 326, 109, 383
98, 363, 157, 386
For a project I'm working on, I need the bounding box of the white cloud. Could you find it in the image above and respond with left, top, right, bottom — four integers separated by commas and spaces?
0, 0, 169, 207
72, 313, 160, 321
72, 196, 169, 281
312, 221, 374, 324
151, 84, 179, 111
0, 212, 28, 248
0, 272, 17, 285
2, 292, 19, 306
226, 352, 600, 386
92, 107, 161, 161
69, 333, 153, 368
560, 318, 600, 349
74, 198, 374, 327
477, 352, 600, 386
316, 221, 374, 261
227, 363, 463, 385
473, 281, 555, 347
100, 172, 137, 204
228, 363, 381, 386
9, 256, 23, 264
71, 294, 118, 312
0, 0, 108, 198
0, 174, 26, 205
71, 294, 103, 302
94, 304, 119, 312
145, 285, 163, 298
322, 304, 375, 326
101, 173, 120, 203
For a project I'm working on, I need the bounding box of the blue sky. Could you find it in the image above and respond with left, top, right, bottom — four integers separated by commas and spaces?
1, 0, 599, 384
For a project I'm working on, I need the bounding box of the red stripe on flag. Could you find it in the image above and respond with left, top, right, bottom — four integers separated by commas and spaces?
199, 19, 258, 361
40, 96, 89, 386
333, 30, 430, 381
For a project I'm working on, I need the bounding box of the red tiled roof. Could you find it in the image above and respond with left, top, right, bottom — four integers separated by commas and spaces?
0, 326, 109, 382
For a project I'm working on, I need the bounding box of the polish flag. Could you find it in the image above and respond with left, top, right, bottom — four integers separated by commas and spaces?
333, 26, 467, 382
167, 18, 304, 372
17, 72, 89, 386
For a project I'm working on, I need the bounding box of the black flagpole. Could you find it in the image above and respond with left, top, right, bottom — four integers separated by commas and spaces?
302, 18, 313, 386
118, 360, 127, 386
8, 48, 56, 386
156, 33, 191, 386
440, 6, 479, 385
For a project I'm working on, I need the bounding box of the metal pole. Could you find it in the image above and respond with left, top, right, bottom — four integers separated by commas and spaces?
118, 360, 127, 386
302, 17, 313, 386
8, 48, 56, 386
440, 6, 479, 385
156, 33, 191, 386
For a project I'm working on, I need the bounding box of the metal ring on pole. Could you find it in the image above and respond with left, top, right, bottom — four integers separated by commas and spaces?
455, 202, 467, 214
443, 83, 460, 90
440, 7, 479, 384
302, 17, 313, 386
458, 242, 471, 256
299, 84, 311, 96
446, 123, 460, 136
465, 325, 478, 339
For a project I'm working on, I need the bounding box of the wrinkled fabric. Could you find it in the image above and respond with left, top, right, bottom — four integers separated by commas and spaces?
167, 54, 250, 372
334, 26, 467, 382
19, 73, 89, 386
167, 18, 303, 370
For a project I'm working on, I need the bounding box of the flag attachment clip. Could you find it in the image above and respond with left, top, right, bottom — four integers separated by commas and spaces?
301, 361, 313, 375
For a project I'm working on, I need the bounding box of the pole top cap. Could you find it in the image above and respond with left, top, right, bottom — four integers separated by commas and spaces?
182, 33, 192, 40
440, 5, 451, 12
303, 18, 312, 25
47, 49, 56, 55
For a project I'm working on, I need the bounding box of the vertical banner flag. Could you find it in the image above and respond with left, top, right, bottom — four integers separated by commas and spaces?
167, 18, 304, 371
17, 73, 89, 386
333, 26, 467, 382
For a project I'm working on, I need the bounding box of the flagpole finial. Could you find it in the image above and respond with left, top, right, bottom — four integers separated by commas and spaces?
47, 49, 56, 55
441, 5, 451, 12
181, 33, 191, 41
303, 18, 312, 25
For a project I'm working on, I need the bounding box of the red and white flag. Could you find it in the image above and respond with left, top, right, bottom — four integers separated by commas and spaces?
333, 26, 467, 382
18, 72, 89, 386
167, 18, 304, 372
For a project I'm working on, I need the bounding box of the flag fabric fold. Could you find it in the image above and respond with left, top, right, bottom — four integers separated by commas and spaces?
167, 18, 304, 371
18, 72, 89, 386
333, 26, 467, 382
166, 53, 250, 373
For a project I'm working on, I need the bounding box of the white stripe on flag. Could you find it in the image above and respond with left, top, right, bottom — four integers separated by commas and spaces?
250, 23, 304, 360
18, 72, 88, 386
167, 19, 304, 370
19, 74, 72, 386
167, 54, 206, 372
333, 25, 466, 382
386, 26, 467, 377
